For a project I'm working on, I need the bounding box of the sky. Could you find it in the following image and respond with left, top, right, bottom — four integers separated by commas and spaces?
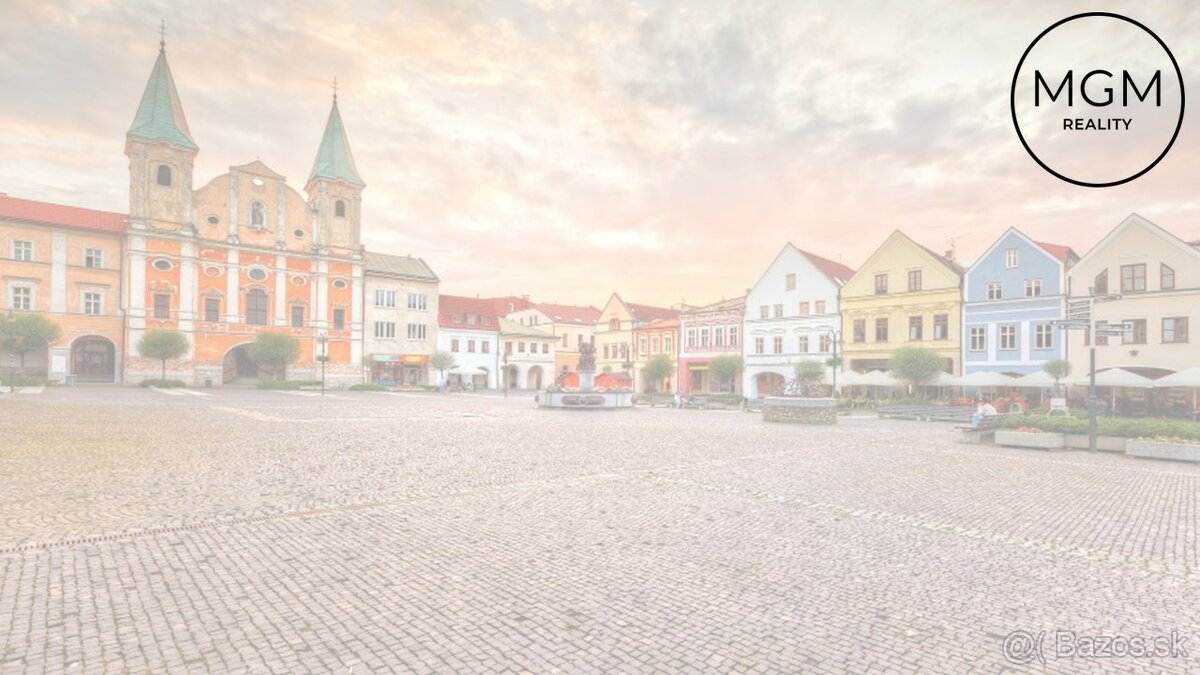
2, 0, 1200, 307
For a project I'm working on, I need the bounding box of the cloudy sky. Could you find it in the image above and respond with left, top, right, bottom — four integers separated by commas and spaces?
2, 1, 1199, 306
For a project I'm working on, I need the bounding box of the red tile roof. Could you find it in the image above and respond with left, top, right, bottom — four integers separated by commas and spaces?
799, 250, 856, 286
533, 302, 601, 324
438, 294, 501, 329
1036, 241, 1077, 264
634, 317, 680, 331
0, 195, 125, 234
626, 302, 678, 324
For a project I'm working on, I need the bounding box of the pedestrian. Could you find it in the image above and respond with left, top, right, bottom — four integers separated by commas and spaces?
673, 391, 681, 409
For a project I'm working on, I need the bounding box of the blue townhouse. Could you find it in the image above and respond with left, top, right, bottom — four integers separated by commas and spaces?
963, 228, 1078, 375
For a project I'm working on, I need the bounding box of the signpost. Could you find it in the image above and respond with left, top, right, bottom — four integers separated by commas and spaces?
1053, 292, 1124, 452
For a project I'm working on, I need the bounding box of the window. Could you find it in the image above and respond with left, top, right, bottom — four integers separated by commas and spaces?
875, 318, 888, 342
799, 302, 809, 316
1163, 317, 1188, 343
250, 201, 266, 229
798, 335, 809, 353
519, 341, 527, 353
407, 293, 427, 310
609, 318, 620, 330
12, 240, 33, 261
712, 327, 723, 348
152, 258, 173, 272
332, 279, 348, 290
543, 343, 550, 354
814, 300, 826, 315
700, 328, 710, 348
1094, 269, 1108, 294
969, 326, 986, 351
407, 324, 426, 340
84, 248, 103, 269
374, 290, 396, 308
505, 341, 513, 355
467, 340, 476, 353
1095, 321, 1108, 346
759, 305, 769, 319
728, 327, 737, 347
9, 286, 32, 310
664, 336, 673, 354
639, 337, 648, 356
153, 293, 171, 319
785, 273, 796, 291
1005, 248, 1019, 268
603, 345, 610, 359
156, 164, 172, 187
291, 305, 304, 328
82, 292, 102, 315
245, 289, 267, 325
466, 314, 477, 326
335, 199, 347, 218
451, 338, 460, 352
933, 314, 948, 340
874, 273, 888, 294
481, 341, 490, 354
332, 309, 345, 331
246, 267, 268, 282
1024, 279, 1042, 297
686, 329, 696, 349
772, 336, 783, 354
1162, 264, 1176, 291
204, 297, 220, 322
853, 319, 866, 343
651, 336, 660, 353
987, 282, 1002, 300
754, 337, 765, 355
819, 334, 832, 353
999, 325, 1017, 350
562, 334, 569, 348
773, 304, 783, 319
907, 270, 922, 292
1035, 324, 1053, 350
1120, 264, 1146, 293
1122, 319, 1147, 344
908, 316, 923, 341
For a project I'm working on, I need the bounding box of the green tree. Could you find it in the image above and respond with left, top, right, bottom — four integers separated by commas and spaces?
137, 328, 190, 381
429, 350, 457, 387
1042, 358, 1072, 394
708, 354, 744, 393
1, 313, 62, 369
889, 346, 944, 394
247, 332, 301, 380
793, 359, 826, 396
641, 354, 674, 393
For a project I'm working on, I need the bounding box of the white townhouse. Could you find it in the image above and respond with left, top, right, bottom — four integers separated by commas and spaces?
362, 252, 439, 386
742, 243, 855, 398
437, 294, 501, 389
498, 317, 556, 390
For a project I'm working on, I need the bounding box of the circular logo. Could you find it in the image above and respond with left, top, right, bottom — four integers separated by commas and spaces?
1010, 13, 1184, 187
1001, 630, 1044, 666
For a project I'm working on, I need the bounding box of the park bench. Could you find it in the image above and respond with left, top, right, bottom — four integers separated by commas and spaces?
877, 405, 974, 422
955, 412, 1012, 444
682, 395, 709, 410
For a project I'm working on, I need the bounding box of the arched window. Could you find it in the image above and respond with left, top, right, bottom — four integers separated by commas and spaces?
250, 201, 266, 229
609, 318, 620, 331
246, 288, 268, 325
334, 199, 347, 218
156, 165, 173, 187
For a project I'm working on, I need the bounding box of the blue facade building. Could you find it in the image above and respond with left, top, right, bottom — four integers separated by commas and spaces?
963, 228, 1078, 375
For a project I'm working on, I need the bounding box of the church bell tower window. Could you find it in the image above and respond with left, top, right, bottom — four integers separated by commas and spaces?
156, 165, 173, 187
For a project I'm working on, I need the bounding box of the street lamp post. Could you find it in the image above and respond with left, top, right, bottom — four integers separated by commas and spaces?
502, 351, 509, 398
318, 331, 328, 397
822, 328, 844, 396
6, 307, 14, 394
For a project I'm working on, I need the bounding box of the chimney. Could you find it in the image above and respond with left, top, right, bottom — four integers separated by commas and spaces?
944, 249, 955, 261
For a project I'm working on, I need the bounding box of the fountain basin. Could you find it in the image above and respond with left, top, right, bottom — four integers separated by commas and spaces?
537, 390, 633, 409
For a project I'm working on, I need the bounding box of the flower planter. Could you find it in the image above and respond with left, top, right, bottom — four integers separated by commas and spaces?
994, 430, 1065, 450
1126, 440, 1200, 464
763, 397, 837, 424
1064, 434, 1127, 452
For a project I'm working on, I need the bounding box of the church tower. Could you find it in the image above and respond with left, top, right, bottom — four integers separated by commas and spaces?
305, 90, 364, 254
125, 34, 197, 233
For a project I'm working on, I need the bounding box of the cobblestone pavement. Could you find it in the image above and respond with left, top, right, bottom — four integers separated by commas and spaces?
2, 387, 1199, 673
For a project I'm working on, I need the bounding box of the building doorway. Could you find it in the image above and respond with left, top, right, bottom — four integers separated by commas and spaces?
526, 365, 544, 390
71, 336, 116, 382
755, 372, 786, 397
222, 344, 258, 383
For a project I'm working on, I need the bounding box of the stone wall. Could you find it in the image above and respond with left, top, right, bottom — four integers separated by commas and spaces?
762, 397, 837, 424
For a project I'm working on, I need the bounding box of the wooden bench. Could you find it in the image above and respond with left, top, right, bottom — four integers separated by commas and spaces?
955, 413, 1012, 443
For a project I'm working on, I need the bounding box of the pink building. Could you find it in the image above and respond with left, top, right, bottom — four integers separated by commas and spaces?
678, 296, 746, 394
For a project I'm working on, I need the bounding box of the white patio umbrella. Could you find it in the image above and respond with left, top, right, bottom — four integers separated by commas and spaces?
858, 370, 898, 386
930, 371, 962, 387
1155, 367, 1200, 413
957, 371, 1015, 387
450, 366, 487, 375
837, 369, 866, 386
1014, 370, 1058, 388
1071, 367, 1155, 411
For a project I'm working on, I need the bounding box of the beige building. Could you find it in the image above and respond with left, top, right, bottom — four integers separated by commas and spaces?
505, 302, 599, 381
593, 292, 678, 379
362, 252, 439, 386
498, 317, 555, 390
1066, 214, 1200, 390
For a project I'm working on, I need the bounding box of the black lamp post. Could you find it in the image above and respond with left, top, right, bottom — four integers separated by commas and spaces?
822, 328, 844, 395
6, 307, 14, 394
502, 350, 509, 398
318, 331, 328, 396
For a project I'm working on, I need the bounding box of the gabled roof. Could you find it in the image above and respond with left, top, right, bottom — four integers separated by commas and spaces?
912, 239, 965, 275
1071, 213, 1200, 272
626, 302, 678, 324
232, 160, 285, 180
127, 46, 197, 151
363, 251, 439, 281
799, 250, 856, 286
0, 195, 126, 234
497, 317, 554, 338
308, 99, 364, 187
680, 295, 745, 316
438, 294, 501, 330
634, 317, 680, 331
967, 227, 1076, 278
1035, 241, 1078, 265
532, 302, 601, 324
483, 295, 534, 317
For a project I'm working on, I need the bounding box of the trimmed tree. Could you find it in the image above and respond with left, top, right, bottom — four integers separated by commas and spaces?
247, 332, 300, 380
137, 329, 190, 381
1042, 358, 1072, 394
793, 359, 827, 396
889, 345, 944, 395
708, 354, 744, 393
429, 350, 456, 387
641, 354, 674, 393
1, 313, 62, 370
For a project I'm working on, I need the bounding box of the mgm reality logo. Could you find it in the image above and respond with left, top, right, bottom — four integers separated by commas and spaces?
1010, 12, 1185, 188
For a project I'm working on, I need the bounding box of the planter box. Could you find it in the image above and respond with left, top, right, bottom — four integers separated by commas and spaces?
1126, 440, 1200, 464
995, 430, 1065, 450
763, 397, 837, 424
1064, 434, 1128, 452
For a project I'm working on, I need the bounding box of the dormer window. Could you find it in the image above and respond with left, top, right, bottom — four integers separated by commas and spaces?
156, 165, 173, 187
334, 199, 347, 218
250, 201, 266, 229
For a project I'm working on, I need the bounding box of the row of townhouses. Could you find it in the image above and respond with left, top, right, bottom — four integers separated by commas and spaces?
3, 46, 1199, 395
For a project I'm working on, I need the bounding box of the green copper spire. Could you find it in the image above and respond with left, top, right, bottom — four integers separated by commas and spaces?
127, 41, 197, 152
308, 93, 365, 187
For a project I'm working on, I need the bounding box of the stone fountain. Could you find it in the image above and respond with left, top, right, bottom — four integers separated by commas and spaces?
536, 343, 632, 409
